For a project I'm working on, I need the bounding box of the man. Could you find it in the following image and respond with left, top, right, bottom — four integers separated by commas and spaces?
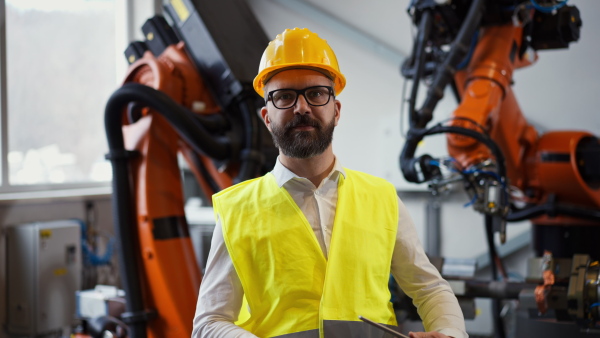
192, 28, 467, 338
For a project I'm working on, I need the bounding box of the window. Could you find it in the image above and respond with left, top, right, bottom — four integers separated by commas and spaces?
4, 0, 122, 188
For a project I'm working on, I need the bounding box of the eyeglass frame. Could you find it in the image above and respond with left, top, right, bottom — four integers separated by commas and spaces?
265, 85, 335, 109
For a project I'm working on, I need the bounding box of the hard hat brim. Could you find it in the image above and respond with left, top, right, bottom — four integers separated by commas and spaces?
253, 64, 346, 98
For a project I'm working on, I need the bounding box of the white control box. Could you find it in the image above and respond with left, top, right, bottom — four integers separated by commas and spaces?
7, 220, 82, 336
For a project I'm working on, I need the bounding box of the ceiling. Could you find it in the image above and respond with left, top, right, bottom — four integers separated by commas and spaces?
302, 0, 415, 55
265, 0, 596, 64
268, 0, 414, 63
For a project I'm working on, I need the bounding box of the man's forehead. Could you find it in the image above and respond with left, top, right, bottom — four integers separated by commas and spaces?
265, 69, 333, 91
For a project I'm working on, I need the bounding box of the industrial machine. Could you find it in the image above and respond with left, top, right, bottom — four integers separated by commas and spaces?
7, 220, 82, 337
97, 0, 599, 337
398, 0, 600, 336
101, 0, 276, 337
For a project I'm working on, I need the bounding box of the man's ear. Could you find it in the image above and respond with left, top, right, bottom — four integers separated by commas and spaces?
333, 99, 341, 127
260, 106, 271, 131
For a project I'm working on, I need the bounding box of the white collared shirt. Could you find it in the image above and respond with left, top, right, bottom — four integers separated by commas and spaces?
192, 158, 467, 338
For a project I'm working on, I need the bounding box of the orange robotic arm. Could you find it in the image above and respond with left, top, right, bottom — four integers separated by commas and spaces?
448, 21, 600, 214
399, 1, 600, 333
103, 4, 276, 337
400, 0, 599, 245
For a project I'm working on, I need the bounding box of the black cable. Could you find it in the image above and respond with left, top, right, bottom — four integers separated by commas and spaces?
443, 116, 489, 135
105, 97, 146, 338
450, 80, 462, 103
408, 10, 433, 129
415, 0, 486, 128
187, 150, 221, 195
486, 214, 507, 338
193, 113, 230, 133
104, 83, 235, 338
106, 83, 232, 160
233, 95, 264, 183
403, 125, 600, 224
400, 124, 507, 185
401, 0, 487, 183
506, 199, 600, 222
485, 216, 499, 282
485, 216, 509, 280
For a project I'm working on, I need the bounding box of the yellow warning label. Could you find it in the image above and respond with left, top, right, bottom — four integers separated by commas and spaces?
40, 229, 52, 239
54, 268, 67, 276
170, 0, 190, 22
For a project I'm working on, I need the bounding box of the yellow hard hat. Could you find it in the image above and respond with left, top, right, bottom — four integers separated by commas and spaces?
253, 27, 346, 97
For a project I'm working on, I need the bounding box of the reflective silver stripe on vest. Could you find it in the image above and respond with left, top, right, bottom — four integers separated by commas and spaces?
272, 321, 402, 338
324, 320, 402, 338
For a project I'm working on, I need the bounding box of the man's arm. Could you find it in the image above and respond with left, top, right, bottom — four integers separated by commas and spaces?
192, 217, 258, 338
391, 198, 468, 338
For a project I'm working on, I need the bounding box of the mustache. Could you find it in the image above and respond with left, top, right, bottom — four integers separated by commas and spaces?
284, 115, 321, 131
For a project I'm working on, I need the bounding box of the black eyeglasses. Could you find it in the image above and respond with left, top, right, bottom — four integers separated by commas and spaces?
266, 86, 334, 109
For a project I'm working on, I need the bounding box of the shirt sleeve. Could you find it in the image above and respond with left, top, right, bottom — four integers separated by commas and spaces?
192, 215, 258, 338
391, 197, 468, 338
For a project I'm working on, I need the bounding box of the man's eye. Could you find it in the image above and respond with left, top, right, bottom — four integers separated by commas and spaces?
274, 92, 294, 101
307, 88, 329, 99
307, 91, 323, 98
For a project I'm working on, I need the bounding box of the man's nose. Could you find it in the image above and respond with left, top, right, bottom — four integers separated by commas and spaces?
293, 94, 311, 114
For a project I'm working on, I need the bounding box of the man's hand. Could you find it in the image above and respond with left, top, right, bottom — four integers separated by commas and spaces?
408, 332, 452, 338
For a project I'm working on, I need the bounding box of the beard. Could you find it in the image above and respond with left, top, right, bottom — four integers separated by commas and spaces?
270, 114, 335, 159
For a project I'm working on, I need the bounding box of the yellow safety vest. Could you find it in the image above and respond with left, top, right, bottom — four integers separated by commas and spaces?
213, 169, 399, 338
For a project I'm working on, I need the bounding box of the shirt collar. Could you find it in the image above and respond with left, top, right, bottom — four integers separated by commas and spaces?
271, 156, 346, 188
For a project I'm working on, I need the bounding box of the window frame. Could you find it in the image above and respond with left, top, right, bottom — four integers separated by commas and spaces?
0, 0, 161, 196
